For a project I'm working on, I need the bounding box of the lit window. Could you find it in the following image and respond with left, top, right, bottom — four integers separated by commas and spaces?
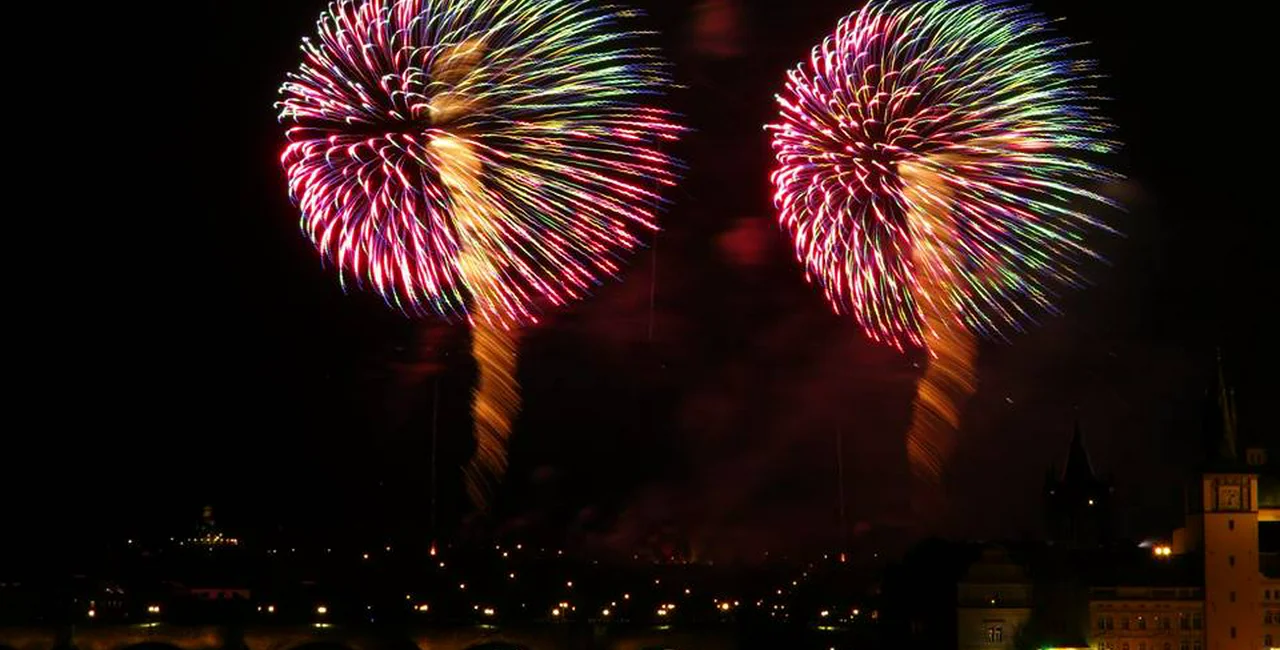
986, 624, 1003, 642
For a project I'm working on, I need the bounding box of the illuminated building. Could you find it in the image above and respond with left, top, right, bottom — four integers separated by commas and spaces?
186, 505, 240, 547
1090, 360, 1278, 650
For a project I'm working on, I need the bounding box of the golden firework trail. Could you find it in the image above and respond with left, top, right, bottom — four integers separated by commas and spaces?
899, 157, 977, 485
427, 38, 521, 511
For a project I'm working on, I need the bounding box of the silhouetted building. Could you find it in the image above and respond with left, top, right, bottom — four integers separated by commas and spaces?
1045, 417, 1115, 548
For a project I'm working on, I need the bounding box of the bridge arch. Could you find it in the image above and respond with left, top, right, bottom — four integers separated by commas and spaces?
75, 626, 224, 650
283, 642, 358, 650
120, 642, 186, 650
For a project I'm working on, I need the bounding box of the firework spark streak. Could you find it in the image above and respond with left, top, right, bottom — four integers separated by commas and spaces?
278, 0, 681, 508
767, 0, 1117, 484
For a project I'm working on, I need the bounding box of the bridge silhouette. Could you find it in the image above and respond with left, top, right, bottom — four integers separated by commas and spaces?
0, 623, 738, 650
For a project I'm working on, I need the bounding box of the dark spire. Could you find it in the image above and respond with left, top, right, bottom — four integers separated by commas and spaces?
1215, 348, 1238, 461
1062, 410, 1096, 484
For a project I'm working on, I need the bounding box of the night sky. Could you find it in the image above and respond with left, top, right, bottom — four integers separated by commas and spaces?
6, 0, 1270, 562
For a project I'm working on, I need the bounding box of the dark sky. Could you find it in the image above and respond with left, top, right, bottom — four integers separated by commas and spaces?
6, 0, 1271, 562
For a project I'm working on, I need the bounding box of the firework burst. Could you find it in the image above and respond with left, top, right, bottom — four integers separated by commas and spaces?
768, 0, 1118, 488
278, 0, 682, 330
768, 0, 1118, 350
277, 0, 682, 508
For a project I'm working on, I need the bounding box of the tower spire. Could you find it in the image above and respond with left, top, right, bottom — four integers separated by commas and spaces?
1215, 348, 1238, 460
1062, 409, 1095, 484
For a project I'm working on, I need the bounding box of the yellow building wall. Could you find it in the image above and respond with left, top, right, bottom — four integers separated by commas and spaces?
1090, 598, 1204, 650
1263, 578, 1280, 647
957, 606, 1030, 650
1201, 475, 1262, 650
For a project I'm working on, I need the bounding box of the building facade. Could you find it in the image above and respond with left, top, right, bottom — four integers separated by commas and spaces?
957, 547, 1033, 650
1090, 586, 1204, 650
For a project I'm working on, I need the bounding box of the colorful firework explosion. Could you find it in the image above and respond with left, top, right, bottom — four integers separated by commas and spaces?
277, 0, 683, 330
767, 0, 1118, 351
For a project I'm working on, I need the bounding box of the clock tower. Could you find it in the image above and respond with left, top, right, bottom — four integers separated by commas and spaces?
1185, 352, 1262, 649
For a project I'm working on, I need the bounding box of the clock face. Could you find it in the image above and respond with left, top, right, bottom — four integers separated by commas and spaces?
1218, 485, 1242, 510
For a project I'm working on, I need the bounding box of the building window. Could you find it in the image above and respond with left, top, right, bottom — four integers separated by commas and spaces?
986, 624, 1003, 642
1265, 634, 1272, 647
1122, 616, 1130, 630
1107, 615, 1115, 630
1122, 643, 1129, 650
1161, 616, 1171, 630
1228, 519, 1234, 530
1163, 643, 1170, 650
1192, 640, 1201, 650
1180, 614, 1190, 630
1228, 555, 1235, 567
1266, 611, 1273, 625
1138, 616, 1147, 630
1099, 615, 1107, 630
1179, 639, 1188, 650
1192, 613, 1202, 630
1230, 626, 1236, 639
1230, 591, 1236, 603
1138, 643, 1147, 650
